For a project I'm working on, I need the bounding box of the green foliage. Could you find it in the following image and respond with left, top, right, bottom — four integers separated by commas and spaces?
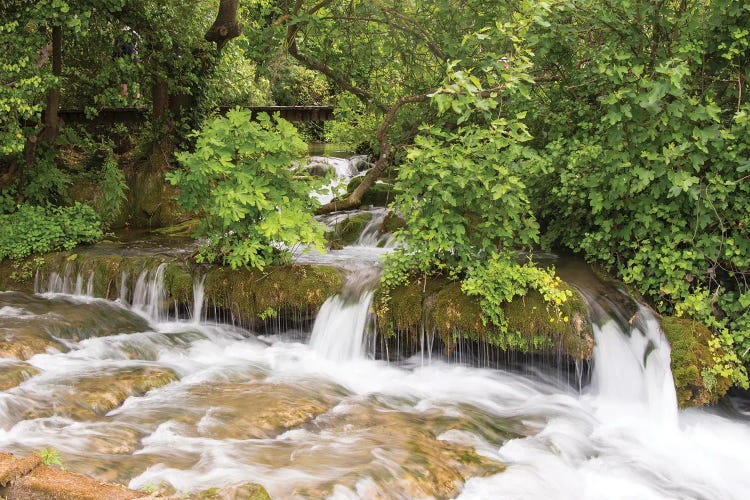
168, 109, 325, 270
0, 202, 103, 262
22, 150, 71, 205
462, 254, 573, 331
271, 59, 331, 106
38, 447, 63, 467
95, 151, 128, 227
382, 34, 570, 332
518, 0, 750, 379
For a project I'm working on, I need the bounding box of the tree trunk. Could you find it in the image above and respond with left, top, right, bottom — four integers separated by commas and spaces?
150, 76, 171, 171
40, 25, 62, 145
205, 0, 242, 49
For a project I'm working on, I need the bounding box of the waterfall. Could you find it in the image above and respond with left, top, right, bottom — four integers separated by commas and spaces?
131, 264, 167, 322
192, 275, 206, 323
354, 209, 395, 248
309, 268, 380, 361
590, 303, 678, 425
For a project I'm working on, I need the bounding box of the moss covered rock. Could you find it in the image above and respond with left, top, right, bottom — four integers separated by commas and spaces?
203, 264, 341, 327
380, 210, 406, 234
2, 250, 342, 329
325, 212, 373, 247
375, 277, 593, 361
662, 316, 732, 407
346, 177, 394, 207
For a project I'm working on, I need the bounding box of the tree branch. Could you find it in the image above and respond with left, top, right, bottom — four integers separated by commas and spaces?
205, 0, 242, 49
316, 94, 428, 213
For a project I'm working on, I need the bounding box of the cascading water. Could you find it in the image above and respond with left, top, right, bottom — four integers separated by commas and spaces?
309, 268, 380, 361
3, 234, 750, 498
589, 301, 679, 426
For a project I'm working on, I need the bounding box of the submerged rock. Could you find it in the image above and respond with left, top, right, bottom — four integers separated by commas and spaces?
184, 381, 340, 440
662, 316, 732, 407
73, 366, 179, 418
194, 482, 271, 500
0, 362, 38, 391
13, 366, 179, 421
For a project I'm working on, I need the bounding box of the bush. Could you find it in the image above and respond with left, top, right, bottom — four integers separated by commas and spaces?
0, 202, 103, 261
168, 109, 326, 270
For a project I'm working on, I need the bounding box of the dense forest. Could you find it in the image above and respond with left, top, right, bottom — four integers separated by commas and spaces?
1, 0, 749, 391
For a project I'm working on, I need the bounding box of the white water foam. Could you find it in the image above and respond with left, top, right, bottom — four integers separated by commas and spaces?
5, 257, 750, 499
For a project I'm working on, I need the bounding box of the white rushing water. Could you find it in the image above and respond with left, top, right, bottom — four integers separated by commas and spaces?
3, 253, 750, 498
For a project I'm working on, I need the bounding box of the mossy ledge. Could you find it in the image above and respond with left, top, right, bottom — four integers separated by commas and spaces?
661, 316, 732, 408
0, 252, 342, 331
374, 278, 594, 362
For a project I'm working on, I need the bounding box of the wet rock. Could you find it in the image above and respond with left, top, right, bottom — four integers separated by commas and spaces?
188, 382, 337, 439
0, 361, 39, 390
71, 366, 178, 418
0, 318, 66, 360
662, 316, 733, 407
0, 292, 150, 343
325, 212, 373, 247
350, 155, 373, 172
2, 462, 143, 500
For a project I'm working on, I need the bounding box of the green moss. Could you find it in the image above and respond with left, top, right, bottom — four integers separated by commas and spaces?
502, 288, 592, 359
380, 210, 406, 234
374, 279, 425, 341
204, 264, 342, 327
152, 218, 200, 237
346, 177, 394, 207
662, 316, 732, 407
326, 213, 373, 246
163, 263, 194, 304
429, 283, 486, 354
377, 278, 593, 359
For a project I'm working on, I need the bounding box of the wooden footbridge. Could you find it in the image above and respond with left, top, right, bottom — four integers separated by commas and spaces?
56, 106, 334, 126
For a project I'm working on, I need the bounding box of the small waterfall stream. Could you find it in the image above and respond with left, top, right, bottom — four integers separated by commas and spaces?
1, 200, 750, 497
309, 268, 380, 361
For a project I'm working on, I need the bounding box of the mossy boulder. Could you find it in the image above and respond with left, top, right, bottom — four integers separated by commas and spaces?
4, 250, 342, 330
346, 177, 394, 207
380, 210, 406, 234
375, 278, 593, 361
325, 212, 373, 247
203, 264, 342, 328
662, 316, 732, 407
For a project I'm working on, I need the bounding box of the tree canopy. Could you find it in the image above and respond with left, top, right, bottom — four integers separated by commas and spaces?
0, 0, 748, 385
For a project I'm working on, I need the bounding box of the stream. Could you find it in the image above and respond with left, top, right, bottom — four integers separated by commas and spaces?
0, 156, 749, 498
